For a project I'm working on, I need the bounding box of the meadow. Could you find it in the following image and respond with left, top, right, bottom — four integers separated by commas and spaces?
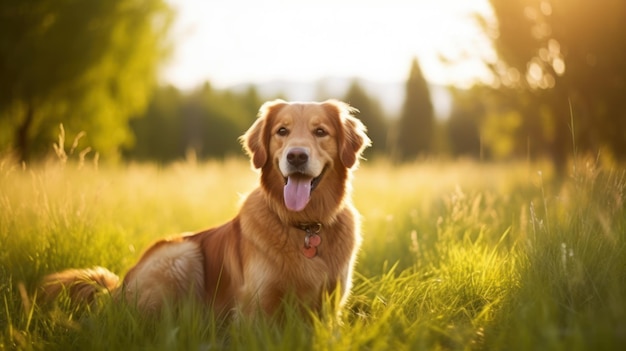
1, 154, 625, 350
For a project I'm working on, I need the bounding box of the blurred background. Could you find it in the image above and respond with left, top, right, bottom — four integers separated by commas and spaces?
1, 0, 624, 173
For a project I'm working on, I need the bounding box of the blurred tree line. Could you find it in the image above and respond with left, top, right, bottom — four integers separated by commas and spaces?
2, 0, 624, 169
125, 83, 264, 161
125, 75, 414, 163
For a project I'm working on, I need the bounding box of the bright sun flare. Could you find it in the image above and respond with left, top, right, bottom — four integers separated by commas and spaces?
163, 0, 495, 90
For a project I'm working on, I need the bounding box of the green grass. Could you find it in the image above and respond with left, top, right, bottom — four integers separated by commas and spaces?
1, 156, 625, 350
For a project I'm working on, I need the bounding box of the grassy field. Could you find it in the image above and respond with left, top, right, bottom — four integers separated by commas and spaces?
1, 155, 625, 350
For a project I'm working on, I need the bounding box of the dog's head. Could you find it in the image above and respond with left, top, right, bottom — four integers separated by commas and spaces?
241, 99, 370, 216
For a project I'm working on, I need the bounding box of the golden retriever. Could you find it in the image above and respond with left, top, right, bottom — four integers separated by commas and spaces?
41, 99, 370, 318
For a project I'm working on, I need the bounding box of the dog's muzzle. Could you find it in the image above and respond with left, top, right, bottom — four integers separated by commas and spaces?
282, 147, 323, 212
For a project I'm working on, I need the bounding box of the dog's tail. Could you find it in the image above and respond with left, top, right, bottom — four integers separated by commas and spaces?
39, 266, 120, 305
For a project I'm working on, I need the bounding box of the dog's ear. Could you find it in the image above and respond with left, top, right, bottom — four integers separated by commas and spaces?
323, 100, 371, 169
240, 99, 287, 169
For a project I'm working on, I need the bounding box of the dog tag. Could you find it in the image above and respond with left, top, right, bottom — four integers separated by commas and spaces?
300, 223, 322, 258
302, 245, 317, 258
308, 234, 321, 247
303, 233, 321, 258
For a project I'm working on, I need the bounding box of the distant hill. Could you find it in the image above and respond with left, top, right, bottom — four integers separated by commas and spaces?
230, 77, 452, 119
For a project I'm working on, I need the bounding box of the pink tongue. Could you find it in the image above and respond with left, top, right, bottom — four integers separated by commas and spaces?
284, 176, 313, 211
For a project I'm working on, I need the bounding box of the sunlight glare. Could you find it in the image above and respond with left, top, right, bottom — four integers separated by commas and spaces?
163, 0, 494, 89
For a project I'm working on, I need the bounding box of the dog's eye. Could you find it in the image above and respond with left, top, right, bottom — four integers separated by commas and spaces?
314, 128, 328, 137
277, 127, 289, 136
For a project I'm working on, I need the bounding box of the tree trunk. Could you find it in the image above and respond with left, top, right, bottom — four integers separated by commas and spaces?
15, 102, 34, 162
551, 93, 571, 178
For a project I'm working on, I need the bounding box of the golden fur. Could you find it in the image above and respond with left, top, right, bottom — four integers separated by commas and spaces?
40, 99, 370, 317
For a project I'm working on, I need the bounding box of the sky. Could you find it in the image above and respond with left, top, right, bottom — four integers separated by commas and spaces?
161, 0, 496, 91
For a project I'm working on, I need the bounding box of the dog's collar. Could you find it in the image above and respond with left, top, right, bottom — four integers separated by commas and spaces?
294, 222, 322, 258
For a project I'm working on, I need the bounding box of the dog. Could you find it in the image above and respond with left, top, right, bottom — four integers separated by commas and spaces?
40, 99, 370, 318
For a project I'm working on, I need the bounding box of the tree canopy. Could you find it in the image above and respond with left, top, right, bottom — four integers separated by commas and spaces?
395, 58, 434, 161
342, 80, 388, 158
0, 0, 173, 161
484, 0, 626, 168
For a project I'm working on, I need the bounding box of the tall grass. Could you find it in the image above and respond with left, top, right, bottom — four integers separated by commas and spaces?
1, 156, 624, 350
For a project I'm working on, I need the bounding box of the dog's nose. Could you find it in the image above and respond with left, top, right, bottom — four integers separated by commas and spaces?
287, 147, 309, 167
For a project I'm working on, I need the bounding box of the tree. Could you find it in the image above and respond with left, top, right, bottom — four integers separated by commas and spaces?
485, 0, 626, 169
0, 0, 173, 161
342, 79, 388, 157
394, 58, 434, 161
125, 82, 265, 162
447, 88, 482, 158
125, 85, 183, 162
